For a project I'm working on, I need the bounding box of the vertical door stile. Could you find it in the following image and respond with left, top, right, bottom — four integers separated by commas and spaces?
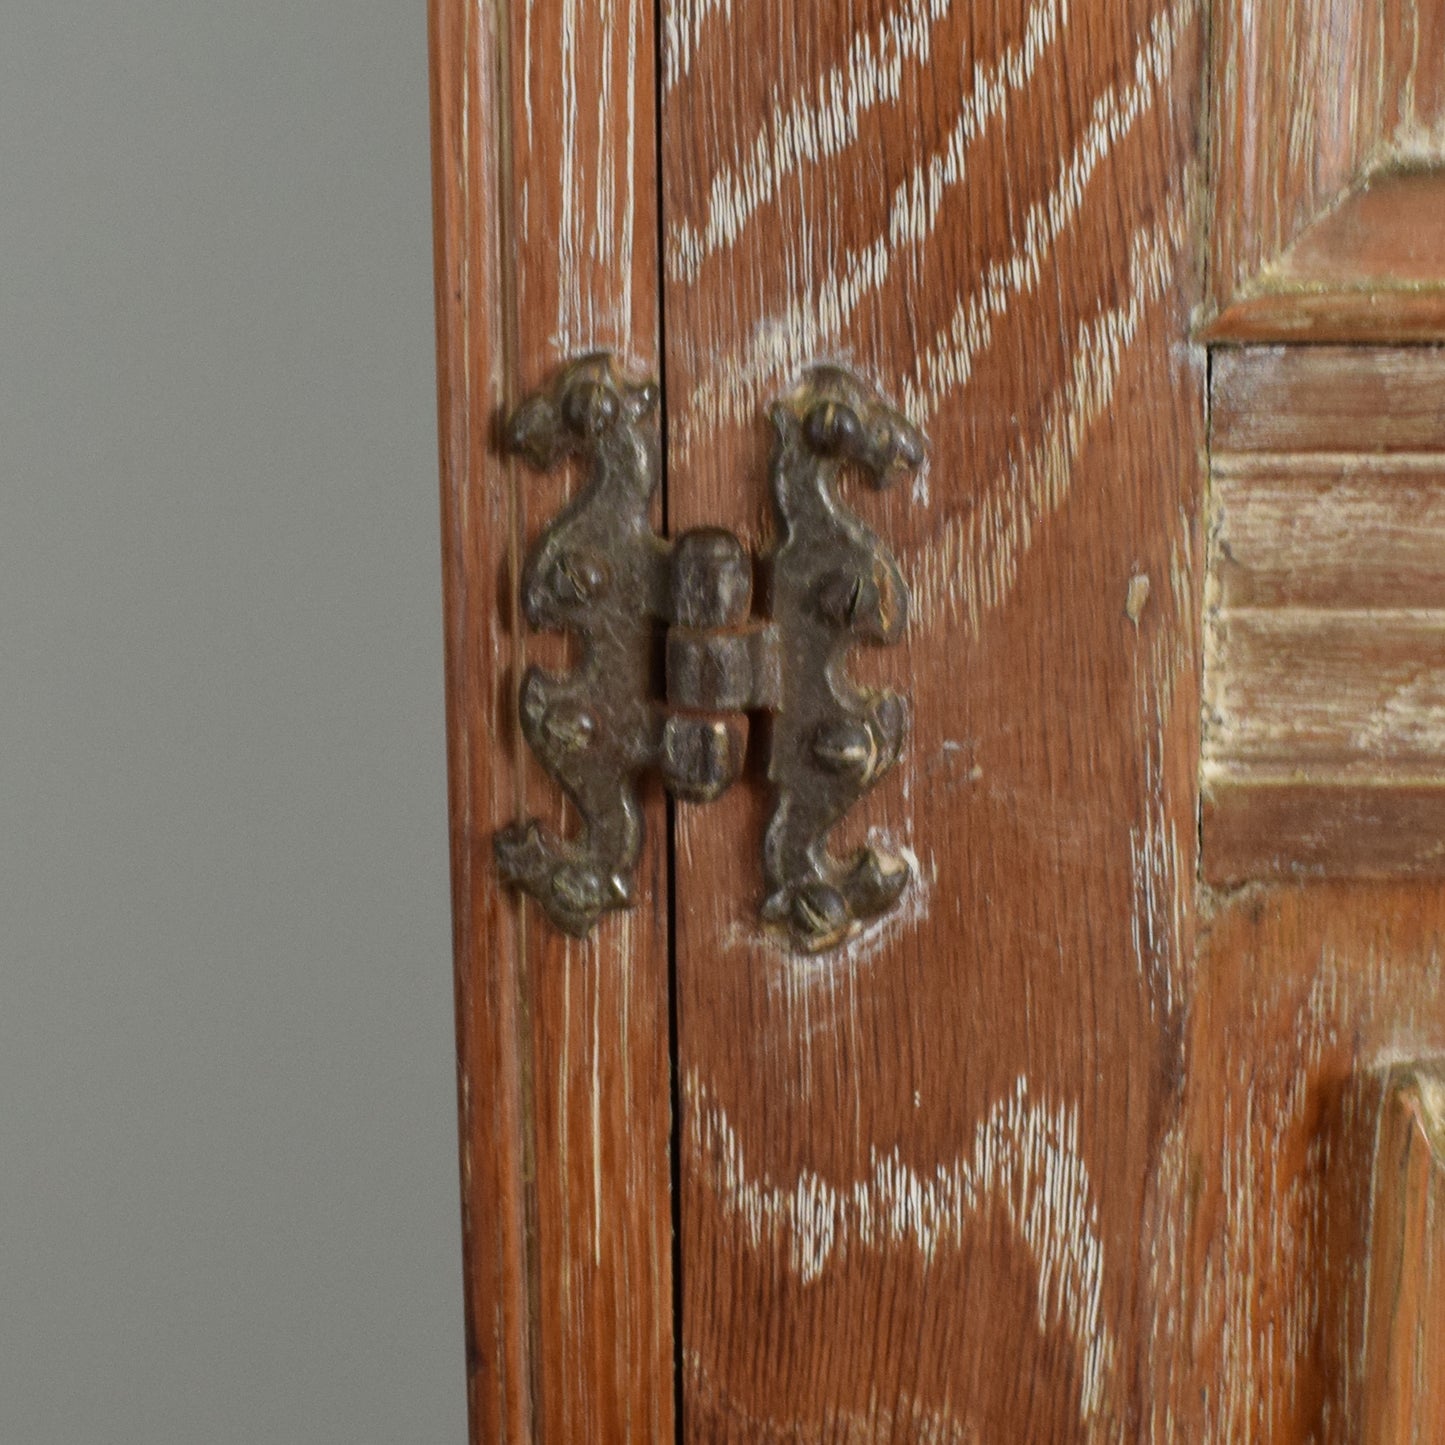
658, 3, 1207, 1438
429, 1, 675, 1440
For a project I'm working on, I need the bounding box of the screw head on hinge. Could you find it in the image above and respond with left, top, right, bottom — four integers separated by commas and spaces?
811, 719, 877, 778
551, 551, 609, 605
540, 706, 597, 754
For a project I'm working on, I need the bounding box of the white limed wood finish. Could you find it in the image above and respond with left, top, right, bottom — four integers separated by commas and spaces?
661, 3, 1206, 1437
1204, 350, 1445, 882
1364, 1063, 1445, 1444
430, 1, 1445, 1440
429, 2, 674, 1440
1205, 0, 1445, 334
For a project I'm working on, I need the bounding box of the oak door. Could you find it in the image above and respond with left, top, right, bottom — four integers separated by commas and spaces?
430, 0, 1445, 1440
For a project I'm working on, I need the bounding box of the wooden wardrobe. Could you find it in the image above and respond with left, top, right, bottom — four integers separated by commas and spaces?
428, 0, 1445, 1438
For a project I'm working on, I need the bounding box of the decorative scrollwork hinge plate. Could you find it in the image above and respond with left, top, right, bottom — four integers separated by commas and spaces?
494, 353, 922, 952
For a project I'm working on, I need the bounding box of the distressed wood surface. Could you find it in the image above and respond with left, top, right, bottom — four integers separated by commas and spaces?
432, 1, 1445, 1439
1205, 785, 1445, 881
1209, 456, 1445, 610
1363, 1063, 1445, 1444
1183, 21, 1445, 1422
1203, 351, 1445, 883
1204, 0, 1445, 331
1161, 889, 1445, 1442
428, 3, 674, 1441
1203, 166, 1445, 344
1212, 347, 1445, 455
659, 2, 1206, 1437
1207, 612, 1445, 774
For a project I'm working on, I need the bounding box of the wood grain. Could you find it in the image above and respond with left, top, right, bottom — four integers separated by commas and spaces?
1363, 1063, 1445, 1444
1160, 888, 1445, 1442
429, 2, 673, 1440
1212, 348, 1445, 456
1210, 456, 1445, 611
1204, 784, 1445, 880
431, 1, 1445, 1437
1203, 167, 1445, 344
1206, 611, 1445, 776
659, 2, 1206, 1436
1203, 352, 1445, 883
1205, 0, 1445, 329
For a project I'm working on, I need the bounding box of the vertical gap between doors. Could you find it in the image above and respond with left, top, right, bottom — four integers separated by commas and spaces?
652, 3, 686, 1438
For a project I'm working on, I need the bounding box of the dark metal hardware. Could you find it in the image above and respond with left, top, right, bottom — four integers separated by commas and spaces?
494, 353, 922, 951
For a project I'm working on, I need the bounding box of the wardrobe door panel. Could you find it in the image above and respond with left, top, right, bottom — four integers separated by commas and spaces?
430, 4, 673, 1440
659, 4, 1206, 1437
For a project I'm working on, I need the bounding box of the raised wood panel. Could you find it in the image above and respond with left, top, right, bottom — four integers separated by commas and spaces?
1259, 168, 1445, 287
1205, 0, 1445, 334
660, 2, 1205, 1437
1205, 785, 1445, 880
1206, 612, 1445, 776
1162, 887, 1445, 1442
1211, 457, 1445, 610
1363, 1063, 1445, 1444
428, 3, 674, 1441
1204, 167, 1445, 344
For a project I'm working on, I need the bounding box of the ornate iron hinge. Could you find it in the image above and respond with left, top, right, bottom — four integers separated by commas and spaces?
494, 353, 922, 952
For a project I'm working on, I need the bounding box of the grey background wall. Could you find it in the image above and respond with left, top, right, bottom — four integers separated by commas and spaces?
1, 6, 466, 1441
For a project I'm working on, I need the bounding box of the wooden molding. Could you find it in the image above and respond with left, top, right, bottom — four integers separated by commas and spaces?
1203, 166, 1445, 344
1363, 1063, 1445, 1444
1202, 349, 1445, 883
1204, 0, 1445, 341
